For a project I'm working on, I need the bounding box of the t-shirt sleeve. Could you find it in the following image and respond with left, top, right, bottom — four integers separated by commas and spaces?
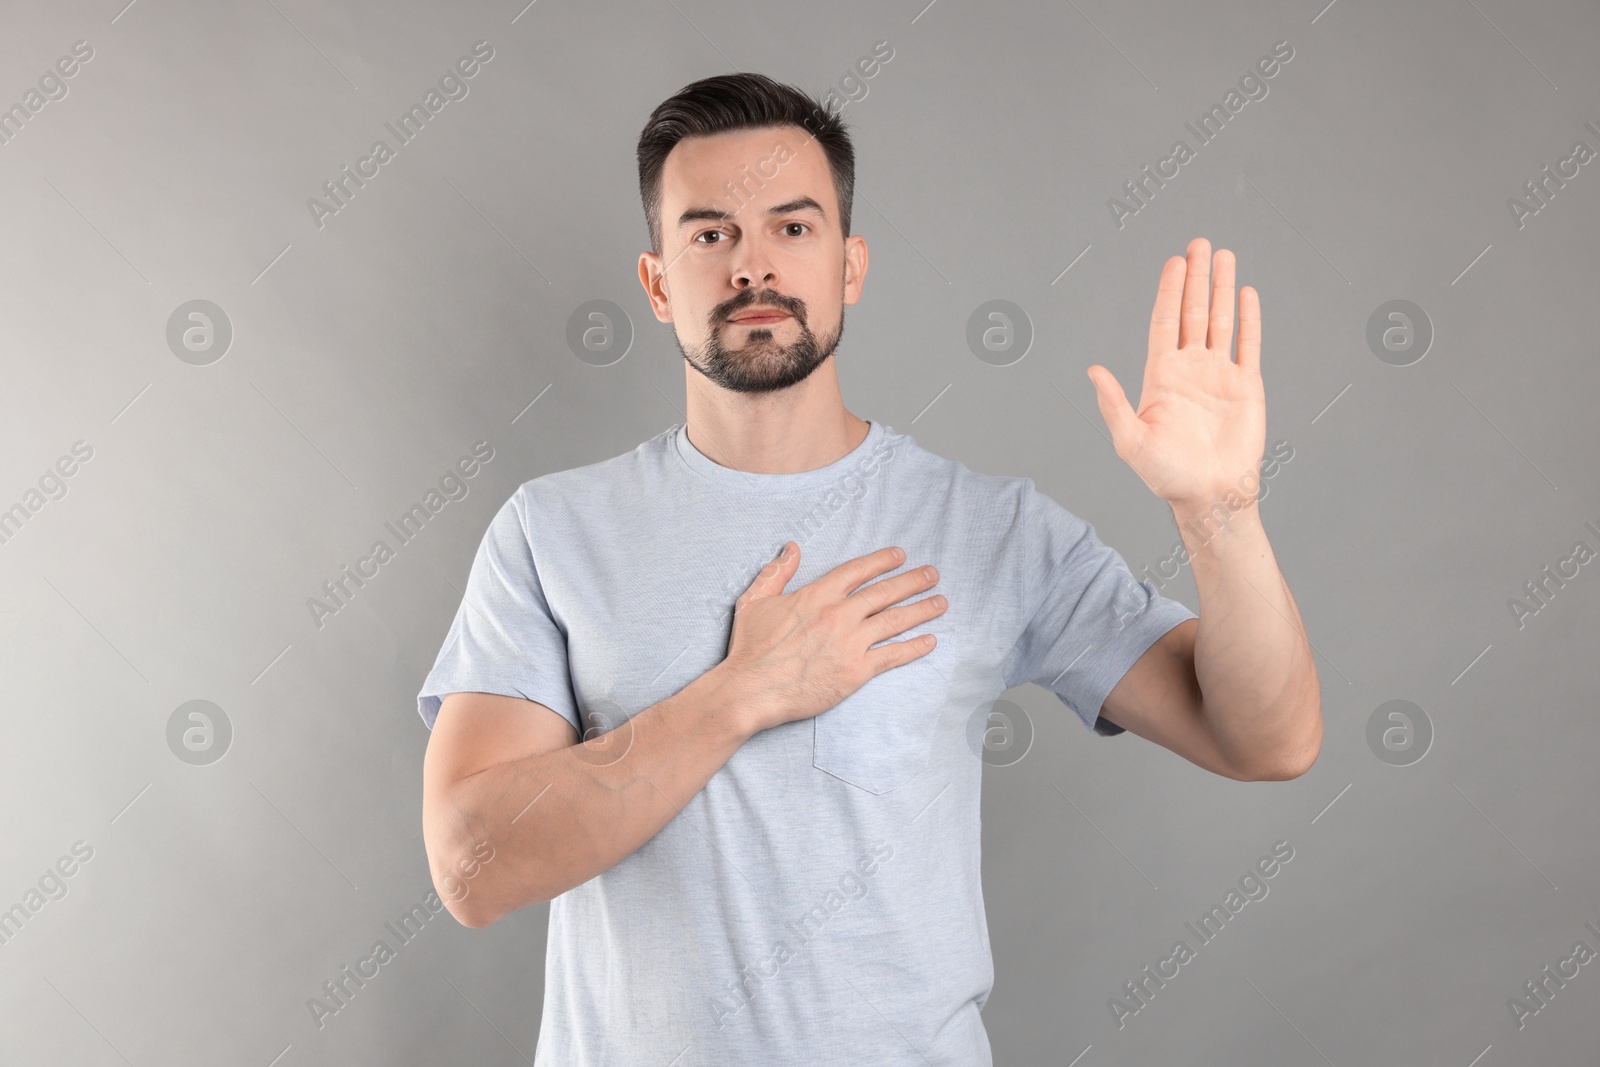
415, 490, 581, 733
1002, 479, 1197, 735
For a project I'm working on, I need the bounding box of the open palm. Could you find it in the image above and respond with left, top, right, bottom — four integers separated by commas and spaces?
1087, 237, 1267, 512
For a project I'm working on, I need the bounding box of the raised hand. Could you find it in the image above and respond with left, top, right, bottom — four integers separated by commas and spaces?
1086, 237, 1267, 512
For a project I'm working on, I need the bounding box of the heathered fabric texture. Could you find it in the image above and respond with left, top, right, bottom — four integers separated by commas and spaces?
416, 418, 1196, 1065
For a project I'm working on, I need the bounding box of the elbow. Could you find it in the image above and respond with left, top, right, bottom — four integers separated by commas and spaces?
431, 863, 494, 928
431, 849, 542, 928
1251, 749, 1317, 781
434, 874, 492, 928
445, 895, 498, 929
1227, 702, 1322, 782
422, 788, 565, 924
1255, 713, 1323, 781
433, 863, 524, 928
446, 885, 558, 927
1280, 741, 1321, 780
429, 848, 556, 928
423, 816, 512, 928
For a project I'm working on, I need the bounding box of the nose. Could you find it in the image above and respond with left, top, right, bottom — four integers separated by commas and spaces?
729, 236, 778, 293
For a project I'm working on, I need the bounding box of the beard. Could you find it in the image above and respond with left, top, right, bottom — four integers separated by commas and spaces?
675, 289, 844, 395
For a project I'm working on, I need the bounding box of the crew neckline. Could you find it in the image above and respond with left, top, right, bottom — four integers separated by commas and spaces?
671, 418, 889, 497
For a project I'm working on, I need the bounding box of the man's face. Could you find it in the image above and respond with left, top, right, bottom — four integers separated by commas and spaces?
639, 125, 866, 395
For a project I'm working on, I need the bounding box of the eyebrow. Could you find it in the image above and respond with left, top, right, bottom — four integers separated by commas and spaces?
675, 196, 828, 230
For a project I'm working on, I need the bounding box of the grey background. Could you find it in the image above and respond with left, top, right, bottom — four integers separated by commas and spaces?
2, 0, 1596, 1063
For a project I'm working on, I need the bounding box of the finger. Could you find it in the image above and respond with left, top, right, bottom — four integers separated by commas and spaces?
866, 633, 938, 675
741, 541, 800, 601
1238, 286, 1261, 375
864, 593, 948, 646
1178, 237, 1211, 350
1087, 365, 1146, 460
816, 544, 908, 600
1148, 255, 1185, 358
1209, 248, 1236, 359
848, 563, 941, 621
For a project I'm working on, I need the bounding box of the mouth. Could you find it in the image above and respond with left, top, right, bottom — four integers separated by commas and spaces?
727, 311, 791, 325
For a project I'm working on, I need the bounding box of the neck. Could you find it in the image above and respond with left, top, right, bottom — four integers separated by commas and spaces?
683, 374, 868, 475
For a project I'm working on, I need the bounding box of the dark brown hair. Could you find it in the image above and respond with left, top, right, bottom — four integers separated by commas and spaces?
636, 72, 855, 256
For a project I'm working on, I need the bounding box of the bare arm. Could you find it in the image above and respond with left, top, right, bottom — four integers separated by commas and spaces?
422, 542, 949, 928
423, 665, 758, 927
1089, 238, 1320, 780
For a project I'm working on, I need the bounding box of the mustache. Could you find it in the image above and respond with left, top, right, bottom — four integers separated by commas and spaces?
718, 291, 805, 323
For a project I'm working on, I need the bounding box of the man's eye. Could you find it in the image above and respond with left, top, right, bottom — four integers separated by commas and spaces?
784, 223, 809, 237
695, 230, 726, 245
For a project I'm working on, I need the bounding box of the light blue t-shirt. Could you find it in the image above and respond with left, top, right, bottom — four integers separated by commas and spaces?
416, 418, 1196, 1066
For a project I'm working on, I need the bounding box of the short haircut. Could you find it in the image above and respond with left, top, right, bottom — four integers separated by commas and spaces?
636, 72, 855, 256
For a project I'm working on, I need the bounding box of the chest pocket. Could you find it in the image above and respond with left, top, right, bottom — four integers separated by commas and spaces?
812, 632, 960, 795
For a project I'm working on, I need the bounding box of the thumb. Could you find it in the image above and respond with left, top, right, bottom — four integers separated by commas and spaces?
1086, 365, 1144, 457
744, 541, 800, 601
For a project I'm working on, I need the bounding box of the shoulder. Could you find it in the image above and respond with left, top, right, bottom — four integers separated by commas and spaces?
509, 425, 677, 515
874, 428, 1071, 577
879, 425, 1037, 517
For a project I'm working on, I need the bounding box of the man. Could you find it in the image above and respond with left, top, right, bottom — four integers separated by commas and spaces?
417, 72, 1320, 1066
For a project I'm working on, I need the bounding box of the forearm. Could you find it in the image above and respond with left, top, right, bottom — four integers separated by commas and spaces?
432, 665, 760, 926
1173, 497, 1321, 779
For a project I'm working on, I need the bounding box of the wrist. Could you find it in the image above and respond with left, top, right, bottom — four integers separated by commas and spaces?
1172, 491, 1260, 540
1172, 495, 1264, 566
697, 662, 772, 742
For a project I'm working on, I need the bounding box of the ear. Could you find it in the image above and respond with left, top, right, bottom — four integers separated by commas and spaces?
843, 233, 869, 307
638, 251, 674, 323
